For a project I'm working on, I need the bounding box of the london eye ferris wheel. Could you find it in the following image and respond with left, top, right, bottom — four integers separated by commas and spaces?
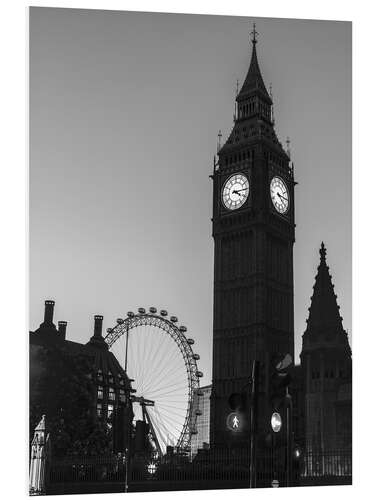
104, 307, 204, 456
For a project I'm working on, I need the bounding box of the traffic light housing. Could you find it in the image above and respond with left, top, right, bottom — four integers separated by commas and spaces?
134, 419, 150, 453
269, 353, 292, 412
113, 403, 134, 453
228, 392, 247, 412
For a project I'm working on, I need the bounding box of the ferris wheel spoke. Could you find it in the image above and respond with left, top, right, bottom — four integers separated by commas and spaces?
151, 411, 176, 447
154, 415, 184, 440
153, 409, 182, 435
144, 333, 176, 381
138, 329, 170, 391
156, 405, 186, 423
146, 385, 189, 400
142, 366, 187, 387
139, 335, 170, 392
156, 402, 188, 413
142, 367, 184, 397
156, 407, 187, 421
139, 325, 161, 384
147, 353, 187, 387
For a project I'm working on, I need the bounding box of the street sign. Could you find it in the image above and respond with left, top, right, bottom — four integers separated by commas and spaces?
226, 412, 243, 432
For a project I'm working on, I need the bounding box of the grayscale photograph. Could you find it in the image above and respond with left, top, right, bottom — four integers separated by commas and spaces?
29, 7, 352, 495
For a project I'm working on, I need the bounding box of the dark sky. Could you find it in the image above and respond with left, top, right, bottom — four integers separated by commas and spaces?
29, 8, 351, 385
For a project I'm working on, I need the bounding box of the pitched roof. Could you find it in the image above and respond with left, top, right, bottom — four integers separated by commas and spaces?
302, 242, 351, 355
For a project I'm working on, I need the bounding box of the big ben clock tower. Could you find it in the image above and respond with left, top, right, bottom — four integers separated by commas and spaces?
210, 26, 295, 446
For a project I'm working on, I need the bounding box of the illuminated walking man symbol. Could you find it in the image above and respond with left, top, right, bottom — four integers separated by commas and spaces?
226, 411, 242, 432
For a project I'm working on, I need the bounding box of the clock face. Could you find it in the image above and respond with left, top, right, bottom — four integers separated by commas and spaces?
222, 174, 249, 210
270, 176, 289, 214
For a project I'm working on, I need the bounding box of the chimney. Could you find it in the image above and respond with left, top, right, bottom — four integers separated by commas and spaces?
58, 321, 67, 340
87, 315, 108, 350
44, 300, 55, 324
94, 315, 103, 338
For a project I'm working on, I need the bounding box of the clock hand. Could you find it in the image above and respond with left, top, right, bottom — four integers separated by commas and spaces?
277, 192, 288, 202
232, 190, 246, 197
235, 188, 249, 192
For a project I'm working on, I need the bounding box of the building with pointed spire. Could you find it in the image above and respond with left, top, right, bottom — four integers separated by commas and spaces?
300, 243, 352, 456
210, 25, 295, 447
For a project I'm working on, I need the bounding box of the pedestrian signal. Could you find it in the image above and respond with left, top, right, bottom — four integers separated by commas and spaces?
226, 412, 243, 432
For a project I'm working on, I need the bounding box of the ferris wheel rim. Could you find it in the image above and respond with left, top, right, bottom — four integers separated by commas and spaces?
104, 311, 201, 451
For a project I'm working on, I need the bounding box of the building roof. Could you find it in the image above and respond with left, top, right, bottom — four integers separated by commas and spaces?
30, 301, 131, 389
301, 243, 351, 357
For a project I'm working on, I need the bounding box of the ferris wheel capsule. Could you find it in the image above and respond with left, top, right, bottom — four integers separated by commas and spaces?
196, 370, 203, 378
196, 389, 204, 396
170, 316, 178, 323
195, 409, 202, 416
116, 318, 124, 324
160, 310, 168, 316
127, 311, 135, 318
149, 307, 157, 314
192, 353, 200, 360
187, 338, 195, 345
106, 328, 113, 334
138, 307, 146, 314
179, 326, 187, 332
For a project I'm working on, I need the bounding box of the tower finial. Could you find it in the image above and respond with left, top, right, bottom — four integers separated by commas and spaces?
286, 136, 291, 159
234, 80, 239, 122
251, 22, 258, 44
320, 242, 327, 261
217, 130, 222, 153
270, 83, 274, 124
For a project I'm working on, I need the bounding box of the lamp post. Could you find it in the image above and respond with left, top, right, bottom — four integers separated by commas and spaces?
123, 312, 133, 493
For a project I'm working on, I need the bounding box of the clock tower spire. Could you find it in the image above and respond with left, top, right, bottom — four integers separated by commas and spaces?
210, 26, 296, 447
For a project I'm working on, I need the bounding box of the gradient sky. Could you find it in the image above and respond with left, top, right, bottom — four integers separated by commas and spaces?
29, 8, 351, 386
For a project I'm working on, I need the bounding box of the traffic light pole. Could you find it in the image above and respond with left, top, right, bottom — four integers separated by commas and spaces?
249, 360, 259, 489
285, 388, 292, 487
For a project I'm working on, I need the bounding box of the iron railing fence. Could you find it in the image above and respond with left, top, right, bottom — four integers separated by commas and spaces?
47, 447, 351, 490
302, 449, 352, 478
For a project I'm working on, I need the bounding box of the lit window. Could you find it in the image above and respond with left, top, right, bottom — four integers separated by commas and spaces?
108, 404, 114, 418
109, 387, 115, 401
97, 403, 102, 417
97, 369, 103, 382
120, 389, 126, 403
97, 385, 104, 399
108, 372, 114, 384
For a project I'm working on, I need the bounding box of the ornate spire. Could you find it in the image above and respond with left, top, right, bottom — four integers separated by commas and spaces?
251, 22, 258, 44
237, 23, 271, 102
302, 243, 351, 354
319, 241, 327, 262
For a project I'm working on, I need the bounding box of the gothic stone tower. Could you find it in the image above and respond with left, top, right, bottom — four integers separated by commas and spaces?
210, 28, 295, 447
300, 243, 352, 456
